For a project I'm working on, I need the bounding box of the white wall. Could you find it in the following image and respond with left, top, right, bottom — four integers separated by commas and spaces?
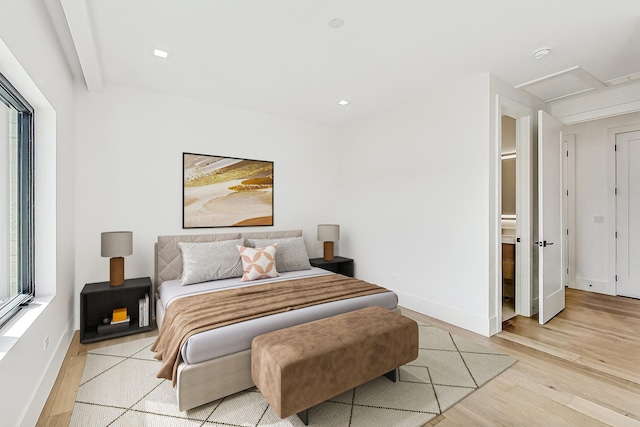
0, 1, 76, 426
564, 111, 640, 295
332, 73, 543, 336
73, 84, 339, 326
335, 74, 494, 335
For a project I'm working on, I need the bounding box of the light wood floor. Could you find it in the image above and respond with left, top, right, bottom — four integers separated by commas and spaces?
37, 288, 640, 426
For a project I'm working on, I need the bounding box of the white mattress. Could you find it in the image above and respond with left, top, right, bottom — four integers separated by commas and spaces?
157, 268, 398, 364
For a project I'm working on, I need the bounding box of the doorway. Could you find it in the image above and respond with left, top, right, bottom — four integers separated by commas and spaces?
495, 95, 533, 332
560, 115, 640, 300
501, 115, 517, 321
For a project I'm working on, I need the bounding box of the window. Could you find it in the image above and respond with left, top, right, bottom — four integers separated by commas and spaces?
0, 72, 34, 329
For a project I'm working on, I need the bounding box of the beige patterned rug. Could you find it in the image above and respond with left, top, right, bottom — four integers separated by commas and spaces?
71, 322, 516, 426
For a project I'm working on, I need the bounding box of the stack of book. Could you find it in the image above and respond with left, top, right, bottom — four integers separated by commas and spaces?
97, 307, 130, 335
138, 293, 150, 327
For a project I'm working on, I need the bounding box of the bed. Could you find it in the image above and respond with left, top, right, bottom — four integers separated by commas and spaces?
152, 230, 398, 411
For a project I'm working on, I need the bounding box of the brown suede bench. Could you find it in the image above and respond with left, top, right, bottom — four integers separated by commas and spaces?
251, 306, 419, 424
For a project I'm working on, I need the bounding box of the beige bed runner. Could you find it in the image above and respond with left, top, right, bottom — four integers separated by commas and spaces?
151, 274, 389, 384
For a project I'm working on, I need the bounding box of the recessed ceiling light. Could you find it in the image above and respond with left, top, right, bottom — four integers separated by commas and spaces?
337, 100, 350, 106
153, 48, 169, 59
533, 48, 551, 60
328, 18, 345, 29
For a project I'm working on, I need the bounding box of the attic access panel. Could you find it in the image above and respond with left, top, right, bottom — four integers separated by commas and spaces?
517, 66, 605, 102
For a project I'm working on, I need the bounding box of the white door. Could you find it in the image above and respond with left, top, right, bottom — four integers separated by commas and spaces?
538, 111, 565, 324
616, 131, 640, 298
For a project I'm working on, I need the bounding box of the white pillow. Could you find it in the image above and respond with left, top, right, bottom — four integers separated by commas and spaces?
179, 239, 244, 285
246, 236, 311, 272
237, 244, 280, 281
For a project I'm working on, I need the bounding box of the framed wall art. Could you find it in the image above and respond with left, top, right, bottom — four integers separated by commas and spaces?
183, 152, 274, 228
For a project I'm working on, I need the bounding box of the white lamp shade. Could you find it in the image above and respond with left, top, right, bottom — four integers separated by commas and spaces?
317, 224, 340, 242
101, 231, 133, 257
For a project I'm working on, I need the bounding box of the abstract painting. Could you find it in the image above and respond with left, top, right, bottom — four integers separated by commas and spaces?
183, 153, 273, 228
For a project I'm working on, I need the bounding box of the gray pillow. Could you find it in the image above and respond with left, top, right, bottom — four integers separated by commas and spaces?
179, 239, 244, 285
247, 236, 311, 272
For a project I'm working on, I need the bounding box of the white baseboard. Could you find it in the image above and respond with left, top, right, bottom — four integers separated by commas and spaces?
573, 277, 614, 296
395, 290, 492, 337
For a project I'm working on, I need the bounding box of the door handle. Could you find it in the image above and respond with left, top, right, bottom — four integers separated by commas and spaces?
534, 241, 554, 247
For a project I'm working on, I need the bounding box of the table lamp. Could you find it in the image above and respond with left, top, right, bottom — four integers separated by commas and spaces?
317, 224, 340, 261
101, 231, 133, 286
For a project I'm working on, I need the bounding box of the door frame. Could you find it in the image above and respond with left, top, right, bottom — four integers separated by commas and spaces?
494, 95, 533, 333
563, 134, 576, 289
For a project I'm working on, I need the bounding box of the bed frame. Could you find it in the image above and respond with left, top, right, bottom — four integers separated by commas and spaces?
154, 229, 398, 411
154, 230, 304, 411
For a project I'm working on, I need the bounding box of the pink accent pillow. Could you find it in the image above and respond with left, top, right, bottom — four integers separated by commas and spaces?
238, 244, 280, 281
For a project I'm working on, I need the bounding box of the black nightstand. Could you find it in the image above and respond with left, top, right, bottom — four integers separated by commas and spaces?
309, 256, 354, 277
80, 277, 153, 344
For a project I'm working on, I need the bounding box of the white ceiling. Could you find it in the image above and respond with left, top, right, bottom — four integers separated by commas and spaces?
47, 0, 640, 127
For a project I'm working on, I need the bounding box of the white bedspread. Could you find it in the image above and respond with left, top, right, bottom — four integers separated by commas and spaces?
156, 268, 398, 364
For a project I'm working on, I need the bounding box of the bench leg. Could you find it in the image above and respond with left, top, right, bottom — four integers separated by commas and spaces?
384, 368, 397, 382
297, 408, 309, 425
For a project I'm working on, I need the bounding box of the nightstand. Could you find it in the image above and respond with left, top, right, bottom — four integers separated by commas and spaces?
309, 256, 354, 277
80, 277, 153, 344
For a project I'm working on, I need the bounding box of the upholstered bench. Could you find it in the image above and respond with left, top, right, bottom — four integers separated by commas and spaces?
251, 306, 418, 424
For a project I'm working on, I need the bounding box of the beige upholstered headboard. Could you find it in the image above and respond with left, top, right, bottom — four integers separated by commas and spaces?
154, 229, 303, 286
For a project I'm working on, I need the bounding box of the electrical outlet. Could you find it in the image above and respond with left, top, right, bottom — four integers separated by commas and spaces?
593, 215, 604, 223
44, 335, 49, 350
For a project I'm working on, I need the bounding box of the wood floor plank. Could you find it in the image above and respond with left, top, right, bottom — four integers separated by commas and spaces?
498, 385, 606, 426
568, 396, 640, 427
433, 403, 499, 426
497, 330, 582, 361
43, 412, 72, 427
500, 362, 640, 419
49, 355, 85, 416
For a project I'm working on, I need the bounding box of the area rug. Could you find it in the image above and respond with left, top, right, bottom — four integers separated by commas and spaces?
70, 322, 516, 426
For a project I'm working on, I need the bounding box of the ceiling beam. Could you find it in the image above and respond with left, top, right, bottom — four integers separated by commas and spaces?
60, 0, 103, 92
